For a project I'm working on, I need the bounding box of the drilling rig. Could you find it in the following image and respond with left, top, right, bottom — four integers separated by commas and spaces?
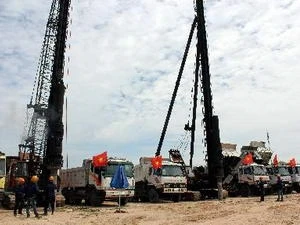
2, 0, 71, 208
155, 0, 224, 199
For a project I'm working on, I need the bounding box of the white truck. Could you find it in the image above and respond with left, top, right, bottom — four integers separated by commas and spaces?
287, 164, 300, 192
266, 165, 293, 194
134, 157, 187, 202
222, 143, 271, 197
60, 157, 135, 206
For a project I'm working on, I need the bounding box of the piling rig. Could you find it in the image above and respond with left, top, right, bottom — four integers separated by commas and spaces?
155, 0, 224, 199
2, 0, 71, 208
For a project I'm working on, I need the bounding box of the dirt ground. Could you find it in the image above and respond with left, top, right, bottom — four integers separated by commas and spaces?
1, 193, 299, 225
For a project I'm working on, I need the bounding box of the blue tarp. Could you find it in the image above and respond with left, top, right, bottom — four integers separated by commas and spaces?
110, 165, 129, 189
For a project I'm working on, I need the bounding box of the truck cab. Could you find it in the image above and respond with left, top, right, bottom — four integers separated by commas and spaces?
60, 157, 135, 206
287, 165, 300, 193
266, 165, 292, 194
238, 163, 270, 197
93, 158, 135, 202
0, 152, 6, 200
134, 157, 187, 202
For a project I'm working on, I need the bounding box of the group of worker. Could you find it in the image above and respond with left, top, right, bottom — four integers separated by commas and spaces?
258, 174, 284, 202
13, 175, 57, 218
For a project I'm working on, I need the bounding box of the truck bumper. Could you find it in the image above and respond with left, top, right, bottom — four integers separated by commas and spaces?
105, 189, 134, 199
163, 188, 187, 193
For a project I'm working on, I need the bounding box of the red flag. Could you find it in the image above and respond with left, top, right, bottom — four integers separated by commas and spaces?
273, 154, 278, 167
289, 158, 296, 168
151, 155, 162, 169
92, 152, 108, 167
242, 153, 253, 165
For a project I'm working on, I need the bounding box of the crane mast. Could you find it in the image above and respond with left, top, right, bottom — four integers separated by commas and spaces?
19, 0, 71, 179
155, 0, 224, 196
195, 0, 224, 191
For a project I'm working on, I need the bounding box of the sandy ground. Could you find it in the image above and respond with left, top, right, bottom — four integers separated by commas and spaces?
1, 193, 299, 225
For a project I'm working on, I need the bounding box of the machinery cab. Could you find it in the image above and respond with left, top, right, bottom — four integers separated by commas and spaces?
266, 165, 292, 193
238, 163, 270, 187
0, 152, 6, 192
287, 165, 300, 192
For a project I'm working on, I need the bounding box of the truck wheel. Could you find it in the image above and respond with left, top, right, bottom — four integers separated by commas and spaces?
140, 196, 149, 202
120, 198, 128, 206
240, 185, 250, 197
89, 191, 105, 206
172, 194, 181, 202
148, 189, 159, 203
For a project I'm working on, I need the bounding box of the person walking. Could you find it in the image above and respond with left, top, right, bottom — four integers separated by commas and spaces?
13, 177, 26, 216
258, 177, 265, 202
43, 176, 57, 215
25, 175, 40, 218
276, 174, 284, 201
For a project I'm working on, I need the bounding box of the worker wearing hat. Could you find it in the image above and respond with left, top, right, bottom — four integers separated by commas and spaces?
258, 177, 265, 202
276, 174, 284, 201
13, 177, 26, 216
24, 175, 40, 218
43, 176, 57, 215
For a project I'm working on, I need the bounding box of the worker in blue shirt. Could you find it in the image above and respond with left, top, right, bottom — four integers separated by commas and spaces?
14, 177, 26, 216
276, 174, 284, 201
25, 175, 40, 218
43, 176, 57, 215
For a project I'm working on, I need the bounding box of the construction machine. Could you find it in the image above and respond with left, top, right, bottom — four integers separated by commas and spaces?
1, 0, 71, 209
287, 164, 300, 193
134, 156, 187, 202
0, 151, 6, 203
222, 143, 271, 197
154, 0, 224, 200
60, 156, 135, 206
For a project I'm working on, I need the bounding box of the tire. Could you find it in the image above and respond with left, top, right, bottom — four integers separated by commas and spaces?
120, 198, 128, 206
148, 188, 159, 203
89, 190, 105, 206
172, 194, 181, 202
240, 185, 250, 197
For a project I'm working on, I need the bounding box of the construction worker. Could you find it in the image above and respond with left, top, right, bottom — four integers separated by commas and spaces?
13, 177, 26, 216
25, 175, 40, 218
276, 174, 284, 201
258, 177, 265, 202
43, 176, 57, 215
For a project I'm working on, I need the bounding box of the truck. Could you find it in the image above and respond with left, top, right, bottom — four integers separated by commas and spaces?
60, 157, 135, 206
288, 164, 300, 193
0, 151, 6, 203
134, 157, 187, 202
222, 143, 271, 197
266, 164, 293, 194
287, 164, 300, 192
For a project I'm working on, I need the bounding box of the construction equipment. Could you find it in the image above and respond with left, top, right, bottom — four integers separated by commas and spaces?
1, 0, 71, 208
60, 157, 135, 206
0, 151, 6, 202
287, 164, 300, 193
155, 0, 224, 200
266, 164, 292, 194
222, 143, 271, 197
134, 157, 187, 202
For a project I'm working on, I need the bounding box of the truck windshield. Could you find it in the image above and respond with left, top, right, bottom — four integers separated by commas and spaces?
253, 166, 268, 175
0, 158, 5, 176
296, 166, 300, 174
275, 167, 290, 176
104, 163, 134, 178
161, 165, 183, 177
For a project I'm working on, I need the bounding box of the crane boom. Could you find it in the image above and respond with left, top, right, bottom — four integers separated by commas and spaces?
155, 0, 224, 198
195, 0, 224, 190
19, 0, 71, 179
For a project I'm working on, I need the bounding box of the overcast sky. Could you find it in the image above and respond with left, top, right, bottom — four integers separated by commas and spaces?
0, 0, 299, 168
